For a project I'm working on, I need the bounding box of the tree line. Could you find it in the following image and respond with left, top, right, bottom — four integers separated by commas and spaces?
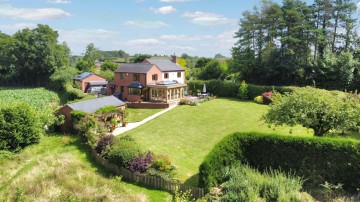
231, 0, 360, 90
0, 25, 70, 86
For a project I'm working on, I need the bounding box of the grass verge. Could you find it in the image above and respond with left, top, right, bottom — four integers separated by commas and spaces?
0, 135, 170, 201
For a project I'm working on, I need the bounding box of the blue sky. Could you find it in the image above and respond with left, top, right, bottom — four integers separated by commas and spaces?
0, 0, 313, 57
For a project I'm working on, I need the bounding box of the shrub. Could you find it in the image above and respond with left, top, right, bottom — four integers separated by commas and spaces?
219, 163, 310, 201
73, 114, 106, 147
190, 100, 199, 106
173, 188, 196, 202
253, 96, 263, 104
263, 87, 360, 136
127, 151, 153, 173
106, 136, 143, 168
179, 98, 187, 105
151, 154, 177, 178
238, 80, 249, 100
147, 168, 176, 181
262, 91, 273, 105
199, 132, 360, 192
0, 103, 42, 152
95, 135, 114, 155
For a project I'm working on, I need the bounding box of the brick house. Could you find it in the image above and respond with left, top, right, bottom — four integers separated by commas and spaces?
74, 72, 108, 93
108, 56, 187, 103
58, 96, 125, 132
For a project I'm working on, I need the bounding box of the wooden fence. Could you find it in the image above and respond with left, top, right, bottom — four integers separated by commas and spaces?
90, 149, 205, 198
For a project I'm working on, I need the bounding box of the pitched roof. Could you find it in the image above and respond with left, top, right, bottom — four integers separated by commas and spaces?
67, 96, 125, 113
115, 63, 155, 74
145, 58, 184, 72
75, 72, 92, 81
88, 81, 108, 86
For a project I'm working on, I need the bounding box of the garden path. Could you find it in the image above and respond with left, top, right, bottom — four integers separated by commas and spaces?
112, 104, 178, 136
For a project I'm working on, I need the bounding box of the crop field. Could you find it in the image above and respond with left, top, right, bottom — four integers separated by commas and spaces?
0, 87, 59, 109
0, 87, 60, 125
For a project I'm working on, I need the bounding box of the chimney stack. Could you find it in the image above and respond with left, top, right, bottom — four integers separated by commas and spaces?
171, 54, 177, 64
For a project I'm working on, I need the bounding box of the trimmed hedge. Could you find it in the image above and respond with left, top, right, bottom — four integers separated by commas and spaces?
187, 80, 297, 99
199, 132, 360, 192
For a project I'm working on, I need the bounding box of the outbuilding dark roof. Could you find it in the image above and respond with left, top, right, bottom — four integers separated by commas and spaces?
115, 63, 155, 74
75, 72, 92, 81
145, 58, 184, 72
67, 96, 125, 113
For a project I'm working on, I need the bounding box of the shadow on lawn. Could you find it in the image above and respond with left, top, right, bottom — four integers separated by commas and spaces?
184, 173, 200, 187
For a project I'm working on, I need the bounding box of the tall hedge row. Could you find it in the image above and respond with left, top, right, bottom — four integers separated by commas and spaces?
199, 132, 360, 192
187, 80, 297, 99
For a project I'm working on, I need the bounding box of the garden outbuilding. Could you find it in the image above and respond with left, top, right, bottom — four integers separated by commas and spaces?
58, 96, 125, 132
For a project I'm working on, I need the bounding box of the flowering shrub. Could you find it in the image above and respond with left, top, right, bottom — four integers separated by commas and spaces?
262, 91, 273, 105
152, 155, 176, 174
254, 96, 263, 104
95, 135, 114, 155
127, 152, 153, 173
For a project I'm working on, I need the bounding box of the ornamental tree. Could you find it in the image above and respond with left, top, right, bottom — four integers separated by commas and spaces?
263, 87, 360, 136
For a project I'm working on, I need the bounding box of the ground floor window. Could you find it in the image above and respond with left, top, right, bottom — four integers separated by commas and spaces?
129, 88, 141, 95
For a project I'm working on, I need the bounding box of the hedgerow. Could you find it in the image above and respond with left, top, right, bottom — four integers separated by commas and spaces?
187, 80, 297, 99
199, 132, 360, 192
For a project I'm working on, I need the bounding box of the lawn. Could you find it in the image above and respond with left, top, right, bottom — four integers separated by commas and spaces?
122, 98, 311, 186
126, 108, 164, 123
0, 135, 170, 201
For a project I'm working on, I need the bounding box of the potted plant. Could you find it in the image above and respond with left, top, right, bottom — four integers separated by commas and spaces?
122, 120, 128, 127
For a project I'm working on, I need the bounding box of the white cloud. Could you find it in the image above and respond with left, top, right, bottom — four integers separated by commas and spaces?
123, 20, 170, 29
150, 6, 176, 14
169, 45, 197, 51
160, 34, 211, 41
183, 11, 235, 26
0, 23, 37, 33
0, 4, 71, 20
159, 0, 189, 2
126, 38, 163, 46
47, 0, 71, 4
57, 28, 119, 54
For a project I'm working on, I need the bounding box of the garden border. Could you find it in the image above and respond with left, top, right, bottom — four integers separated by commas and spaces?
89, 148, 205, 198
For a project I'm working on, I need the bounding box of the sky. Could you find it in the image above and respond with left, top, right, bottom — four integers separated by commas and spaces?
0, 0, 313, 57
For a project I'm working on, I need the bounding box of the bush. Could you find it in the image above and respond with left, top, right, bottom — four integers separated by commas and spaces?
95, 135, 114, 155
199, 132, 360, 192
73, 114, 106, 147
262, 91, 273, 105
179, 98, 187, 105
219, 163, 311, 201
106, 136, 143, 168
0, 103, 42, 152
253, 96, 263, 104
190, 100, 199, 106
238, 80, 249, 100
127, 151, 153, 173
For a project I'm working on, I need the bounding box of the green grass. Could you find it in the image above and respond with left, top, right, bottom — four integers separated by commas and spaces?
122, 98, 312, 186
126, 108, 164, 122
0, 135, 170, 201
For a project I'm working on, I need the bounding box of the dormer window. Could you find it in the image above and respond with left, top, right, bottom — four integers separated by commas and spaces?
164, 73, 169, 79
